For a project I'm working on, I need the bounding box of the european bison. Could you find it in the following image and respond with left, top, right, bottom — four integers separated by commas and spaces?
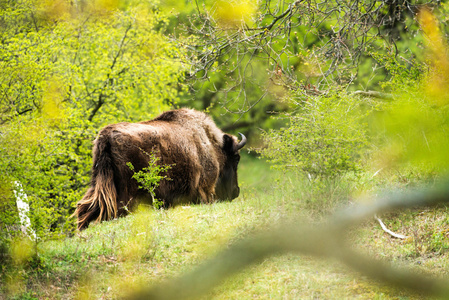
74, 108, 246, 230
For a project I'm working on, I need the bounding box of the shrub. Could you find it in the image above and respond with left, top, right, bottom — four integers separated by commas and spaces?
127, 150, 172, 209
260, 91, 370, 179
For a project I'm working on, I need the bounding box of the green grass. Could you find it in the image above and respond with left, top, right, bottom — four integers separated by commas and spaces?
1, 154, 449, 299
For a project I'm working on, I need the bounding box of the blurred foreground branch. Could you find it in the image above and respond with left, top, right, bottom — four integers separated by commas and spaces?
127, 184, 449, 300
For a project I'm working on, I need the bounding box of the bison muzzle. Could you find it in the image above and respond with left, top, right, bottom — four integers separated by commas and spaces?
74, 108, 246, 230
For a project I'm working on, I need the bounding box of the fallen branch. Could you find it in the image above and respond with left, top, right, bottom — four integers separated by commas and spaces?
375, 215, 408, 239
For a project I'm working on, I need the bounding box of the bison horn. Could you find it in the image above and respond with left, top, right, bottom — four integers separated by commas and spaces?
236, 132, 247, 150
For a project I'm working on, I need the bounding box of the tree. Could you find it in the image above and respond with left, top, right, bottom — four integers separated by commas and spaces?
0, 0, 184, 240
174, 1, 438, 106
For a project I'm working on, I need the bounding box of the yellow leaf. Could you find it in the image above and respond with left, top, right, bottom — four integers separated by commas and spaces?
41, 78, 65, 124
419, 8, 449, 106
213, 0, 257, 29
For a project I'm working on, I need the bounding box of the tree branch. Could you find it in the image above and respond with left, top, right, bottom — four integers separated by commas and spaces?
88, 93, 105, 122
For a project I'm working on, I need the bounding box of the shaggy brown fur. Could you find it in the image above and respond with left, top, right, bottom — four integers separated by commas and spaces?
74, 108, 246, 230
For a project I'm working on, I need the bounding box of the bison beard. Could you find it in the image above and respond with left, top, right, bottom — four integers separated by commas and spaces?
74, 109, 246, 230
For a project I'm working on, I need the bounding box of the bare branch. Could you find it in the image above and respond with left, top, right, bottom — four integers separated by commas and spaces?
177, 0, 439, 113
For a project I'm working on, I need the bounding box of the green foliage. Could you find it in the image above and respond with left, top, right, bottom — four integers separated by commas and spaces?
0, 1, 183, 125
367, 13, 449, 176
260, 91, 370, 179
0, 179, 19, 266
0, 115, 94, 240
372, 84, 449, 174
369, 51, 424, 86
127, 150, 171, 209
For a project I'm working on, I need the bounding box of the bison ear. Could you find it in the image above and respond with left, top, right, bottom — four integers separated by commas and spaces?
222, 134, 235, 154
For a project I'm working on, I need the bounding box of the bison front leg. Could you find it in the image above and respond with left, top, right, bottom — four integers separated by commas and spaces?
198, 169, 219, 204
198, 186, 215, 204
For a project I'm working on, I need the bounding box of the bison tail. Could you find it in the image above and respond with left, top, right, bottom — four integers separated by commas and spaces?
74, 136, 118, 230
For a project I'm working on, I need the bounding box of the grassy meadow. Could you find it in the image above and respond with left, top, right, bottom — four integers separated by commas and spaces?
2, 154, 449, 299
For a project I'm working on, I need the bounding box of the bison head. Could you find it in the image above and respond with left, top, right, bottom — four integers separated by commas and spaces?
215, 133, 247, 201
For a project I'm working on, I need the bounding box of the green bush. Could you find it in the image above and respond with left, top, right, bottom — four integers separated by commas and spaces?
260, 91, 370, 179
127, 150, 172, 209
